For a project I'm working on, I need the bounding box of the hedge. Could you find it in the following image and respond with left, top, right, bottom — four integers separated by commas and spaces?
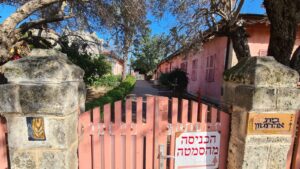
85, 75, 136, 110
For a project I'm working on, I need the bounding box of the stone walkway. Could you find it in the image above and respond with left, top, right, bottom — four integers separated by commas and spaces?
130, 80, 159, 97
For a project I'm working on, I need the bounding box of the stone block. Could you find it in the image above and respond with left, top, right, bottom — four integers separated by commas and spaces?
67, 144, 79, 169
234, 85, 276, 111
277, 87, 300, 110
245, 135, 291, 145
19, 82, 79, 115
242, 145, 269, 169
227, 137, 245, 169
10, 150, 37, 169
38, 145, 78, 169
78, 81, 86, 113
6, 113, 78, 149
2, 49, 84, 83
230, 110, 248, 140
0, 84, 21, 114
268, 145, 291, 169
39, 151, 66, 169
47, 114, 78, 147
224, 57, 299, 87
222, 82, 237, 106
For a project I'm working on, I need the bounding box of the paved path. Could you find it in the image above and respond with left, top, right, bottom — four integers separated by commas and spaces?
130, 80, 159, 97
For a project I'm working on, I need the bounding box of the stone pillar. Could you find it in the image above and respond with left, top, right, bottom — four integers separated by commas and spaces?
223, 57, 300, 169
0, 49, 86, 169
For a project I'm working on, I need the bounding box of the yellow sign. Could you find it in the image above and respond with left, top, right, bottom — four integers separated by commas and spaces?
247, 113, 295, 135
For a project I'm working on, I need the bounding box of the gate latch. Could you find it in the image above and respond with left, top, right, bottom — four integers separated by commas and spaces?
158, 145, 176, 169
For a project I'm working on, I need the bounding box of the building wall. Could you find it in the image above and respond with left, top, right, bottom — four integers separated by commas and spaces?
157, 23, 300, 104
187, 37, 228, 103
231, 23, 300, 67
111, 61, 123, 75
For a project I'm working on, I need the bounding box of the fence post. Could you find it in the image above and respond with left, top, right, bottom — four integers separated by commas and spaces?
222, 57, 300, 169
0, 49, 85, 169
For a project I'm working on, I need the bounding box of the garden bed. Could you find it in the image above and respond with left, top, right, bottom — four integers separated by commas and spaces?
85, 75, 136, 110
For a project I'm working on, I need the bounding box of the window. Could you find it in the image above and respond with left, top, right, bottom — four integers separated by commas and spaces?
191, 59, 198, 81
206, 55, 215, 82
180, 62, 187, 72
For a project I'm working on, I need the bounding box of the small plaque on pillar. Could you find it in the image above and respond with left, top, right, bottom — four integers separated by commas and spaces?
247, 113, 295, 135
26, 117, 46, 141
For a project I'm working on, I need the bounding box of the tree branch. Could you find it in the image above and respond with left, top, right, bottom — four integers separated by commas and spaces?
233, 0, 245, 20
1, 0, 62, 33
16, 14, 74, 33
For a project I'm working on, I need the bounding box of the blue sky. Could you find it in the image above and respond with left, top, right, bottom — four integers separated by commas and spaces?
0, 0, 265, 39
148, 0, 265, 35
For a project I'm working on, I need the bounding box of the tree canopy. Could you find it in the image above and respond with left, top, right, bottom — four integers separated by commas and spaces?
132, 31, 170, 75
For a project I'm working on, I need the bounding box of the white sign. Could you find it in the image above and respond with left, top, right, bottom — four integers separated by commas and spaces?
174, 132, 220, 169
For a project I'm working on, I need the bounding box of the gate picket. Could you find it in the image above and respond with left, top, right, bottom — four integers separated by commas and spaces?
200, 103, 208, 123
114, 101, 122, 169
103, 104, 112, 169
191, 101, 198, 124
145, 96, 154, 169
169, 98, 178, 169
154, 97, 169, 169
0, 117, 8, 169
136, 97, 144, 169
78, 110, 92, 169
211, 107, 218, 124
125, 99, 132, 169
78, 96, 231, 169
219, 111, 230, 169
181, 99, 188, 126
92, 107, 102, 169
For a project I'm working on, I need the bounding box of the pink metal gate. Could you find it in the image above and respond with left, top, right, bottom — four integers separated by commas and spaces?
78, 96, 230, 169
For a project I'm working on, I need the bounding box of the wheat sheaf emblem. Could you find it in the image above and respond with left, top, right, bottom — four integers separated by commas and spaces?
32, 118, 46, 140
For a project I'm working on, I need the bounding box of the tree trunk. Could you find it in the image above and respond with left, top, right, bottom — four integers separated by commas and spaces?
122, 51, 128, 81
264, 0, 297, 66
228, 26, 251, 61
290, 46, 300, 74
122, 31, 134, 81
122, 42, 130, 81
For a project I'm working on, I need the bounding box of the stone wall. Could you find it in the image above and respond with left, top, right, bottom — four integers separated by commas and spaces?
223, 57, 300, 169
0, 49, 86, 169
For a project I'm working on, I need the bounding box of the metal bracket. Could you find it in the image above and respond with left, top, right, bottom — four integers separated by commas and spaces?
108, 123, 112, 135
158, 144, 176, 169
167, 124, 173, 135
98, 123, 105, 136
158, 144, 165, 169
89, 123, 94, 135
131, 123, 137, 135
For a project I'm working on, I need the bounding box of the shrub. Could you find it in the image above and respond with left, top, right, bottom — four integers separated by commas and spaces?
60, 39, 111, 85
66, 52, 111, 85
168, 69, 189, 92
158, 69, 189, 92
86, 75, 136, 110
159, 72, 170, 87
91, 74, 121, 87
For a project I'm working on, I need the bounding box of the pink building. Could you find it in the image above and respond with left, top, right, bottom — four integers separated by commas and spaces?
102, 51, 124, 76
157, 14, 300, 104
